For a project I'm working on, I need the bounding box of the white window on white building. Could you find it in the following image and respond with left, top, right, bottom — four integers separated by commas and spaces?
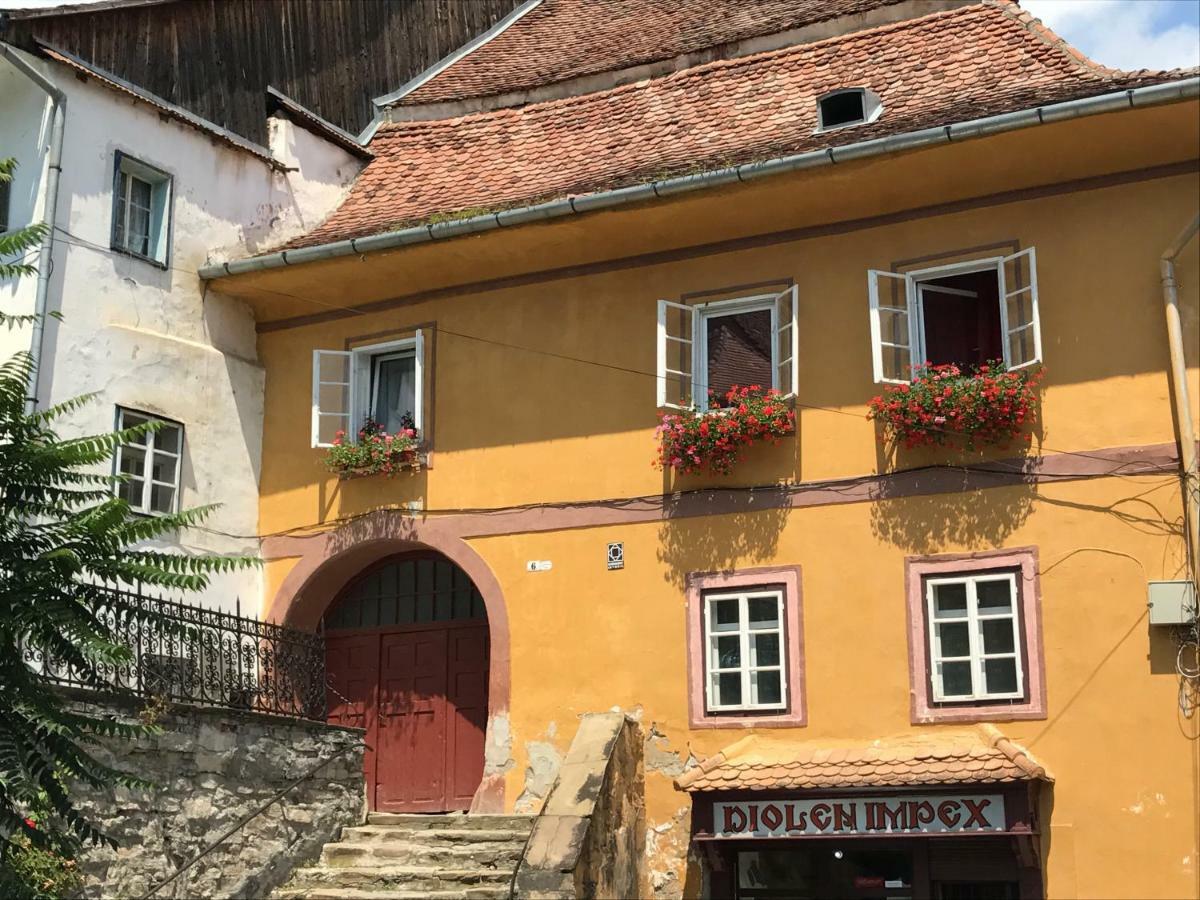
704, 588, 787, 713
311, 332, 425, 447
657, 286, 797, 410
925, 573, 1024, 703
867, 248, 1041, 383
114, 408, 183, 515
111, 153, 172, 265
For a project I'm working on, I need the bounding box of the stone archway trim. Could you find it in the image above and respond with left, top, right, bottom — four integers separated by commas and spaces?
262, 512, 511, 813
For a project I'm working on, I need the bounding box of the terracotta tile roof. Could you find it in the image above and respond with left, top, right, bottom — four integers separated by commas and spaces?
675, 725, 1053, 792
394, 0, 914, 107
290, 1, 1192, 250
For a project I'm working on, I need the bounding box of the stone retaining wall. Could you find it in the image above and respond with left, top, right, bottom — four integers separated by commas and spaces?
68, 693, 365, 899
514, 712, 645, 899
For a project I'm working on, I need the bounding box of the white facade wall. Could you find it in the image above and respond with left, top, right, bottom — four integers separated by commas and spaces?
0, 47, 362, 614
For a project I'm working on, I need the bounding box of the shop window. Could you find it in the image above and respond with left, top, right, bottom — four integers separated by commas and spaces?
110, 152, 172, 266
867, 249, 1041, 384
686, 566, 805, 728
113, 407, 183, 515
311, 332, 425, 447
905, 548, 1046, 724
657, 287, 797, 410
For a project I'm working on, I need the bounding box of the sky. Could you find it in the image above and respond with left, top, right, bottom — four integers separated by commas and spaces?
1, 0, 1198, 72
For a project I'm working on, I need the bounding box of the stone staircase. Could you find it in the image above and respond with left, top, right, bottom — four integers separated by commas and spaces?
274, 813, 535, 900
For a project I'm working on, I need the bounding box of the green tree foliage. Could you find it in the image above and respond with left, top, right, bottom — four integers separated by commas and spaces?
0, 157, 255, 894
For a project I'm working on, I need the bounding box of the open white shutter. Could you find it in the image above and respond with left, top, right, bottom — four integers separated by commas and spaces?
773, 284, 799, 398
998, 247, 1042, 370
868, 270, 914, 384
657, 299, 697, 409
413, 328, 425, 434
312, 350, 353, 448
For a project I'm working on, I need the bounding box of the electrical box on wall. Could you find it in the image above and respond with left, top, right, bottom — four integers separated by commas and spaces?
1148, 581, 1198, 625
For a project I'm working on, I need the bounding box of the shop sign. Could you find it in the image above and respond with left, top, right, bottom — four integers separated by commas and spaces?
713, 793, 1005, 838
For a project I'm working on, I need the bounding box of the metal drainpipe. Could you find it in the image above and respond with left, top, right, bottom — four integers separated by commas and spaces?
1160, 213, 1200, 591
0, 43, 65, 414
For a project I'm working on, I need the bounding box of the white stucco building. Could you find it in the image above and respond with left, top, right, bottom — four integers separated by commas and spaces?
0, 43, 367, 612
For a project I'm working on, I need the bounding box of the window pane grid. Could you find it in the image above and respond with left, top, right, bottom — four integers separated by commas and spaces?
704, 590, 787, 712
115, 409, 181, 515
927, 574, 1023, 703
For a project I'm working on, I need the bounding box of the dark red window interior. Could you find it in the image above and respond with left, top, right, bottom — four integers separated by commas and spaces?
707, 309, 772, 405
919, 270, 1003, 369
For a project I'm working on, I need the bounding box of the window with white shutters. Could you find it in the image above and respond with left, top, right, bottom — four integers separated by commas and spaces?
867, 249, 1041, 384
656, 286, 798, 410
311, 332, 425, 448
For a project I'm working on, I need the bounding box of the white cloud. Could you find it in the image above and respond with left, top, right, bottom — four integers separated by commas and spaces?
1023, 0, 1200, 71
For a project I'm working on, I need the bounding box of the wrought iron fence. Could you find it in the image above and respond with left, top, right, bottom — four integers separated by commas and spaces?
27, 584, 327, 720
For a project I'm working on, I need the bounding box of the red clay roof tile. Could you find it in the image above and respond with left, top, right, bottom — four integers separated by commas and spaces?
289, 1, 1191, 250
396, 0, 915, 107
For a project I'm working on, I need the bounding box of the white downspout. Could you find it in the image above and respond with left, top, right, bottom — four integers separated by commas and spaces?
0, 43, 66, 414
1160, 213, 1200, 591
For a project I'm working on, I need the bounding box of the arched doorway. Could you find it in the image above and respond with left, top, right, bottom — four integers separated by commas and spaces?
323, 552, 489, 813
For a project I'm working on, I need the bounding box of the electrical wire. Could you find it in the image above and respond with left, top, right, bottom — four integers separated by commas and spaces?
185, 469, 1181, 543
238, 279, 1175, 481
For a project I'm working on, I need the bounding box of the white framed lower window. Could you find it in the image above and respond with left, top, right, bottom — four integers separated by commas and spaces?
311, 332, 425, 447
925, 573, 1024, 703
704, 588, 787, 712
114, 408, 183, 515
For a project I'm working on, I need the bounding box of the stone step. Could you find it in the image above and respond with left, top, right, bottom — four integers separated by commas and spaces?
320, 841, 524, 868
286, 865, 512, 893
341, 825, 530, 845
274, 887, 511, 900
365, 813, 533, 831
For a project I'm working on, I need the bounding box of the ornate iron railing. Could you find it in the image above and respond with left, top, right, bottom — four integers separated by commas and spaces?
28, 585, 327, 720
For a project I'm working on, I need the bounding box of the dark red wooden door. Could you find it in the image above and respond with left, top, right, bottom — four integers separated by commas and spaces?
446, 624, 489, 810
325, 633, 379, 798
377, 629, 448, 812
326, 622, 488, 813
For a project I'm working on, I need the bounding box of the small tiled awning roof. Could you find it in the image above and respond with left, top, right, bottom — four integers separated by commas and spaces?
675, 725, 1053, 792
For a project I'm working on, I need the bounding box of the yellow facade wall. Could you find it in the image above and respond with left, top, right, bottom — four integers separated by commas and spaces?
243, 110, 1200, 899
256, 170, 1199, 531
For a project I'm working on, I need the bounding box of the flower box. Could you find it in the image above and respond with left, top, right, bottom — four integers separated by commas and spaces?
324, 416, 421, 478
867, 362, 1043, 450
656, 385, 796, 475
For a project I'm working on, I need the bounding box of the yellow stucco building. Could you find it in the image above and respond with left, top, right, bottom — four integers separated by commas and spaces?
202, 1, 1200, 897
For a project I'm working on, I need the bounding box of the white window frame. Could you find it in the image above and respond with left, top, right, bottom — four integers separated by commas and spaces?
113, 407, 183, 516
311, 331, 424, 448
814, 87, 884, 133
868, 248, 1041, 384
703, 588, 788, 713
111, 152, 172, 266
657, 286, 798, 410
925, 572, 1024, 703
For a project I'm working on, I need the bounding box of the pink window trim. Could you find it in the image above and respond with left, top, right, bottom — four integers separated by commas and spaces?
905, 547, 1047, 724
685, 565, 806, 729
